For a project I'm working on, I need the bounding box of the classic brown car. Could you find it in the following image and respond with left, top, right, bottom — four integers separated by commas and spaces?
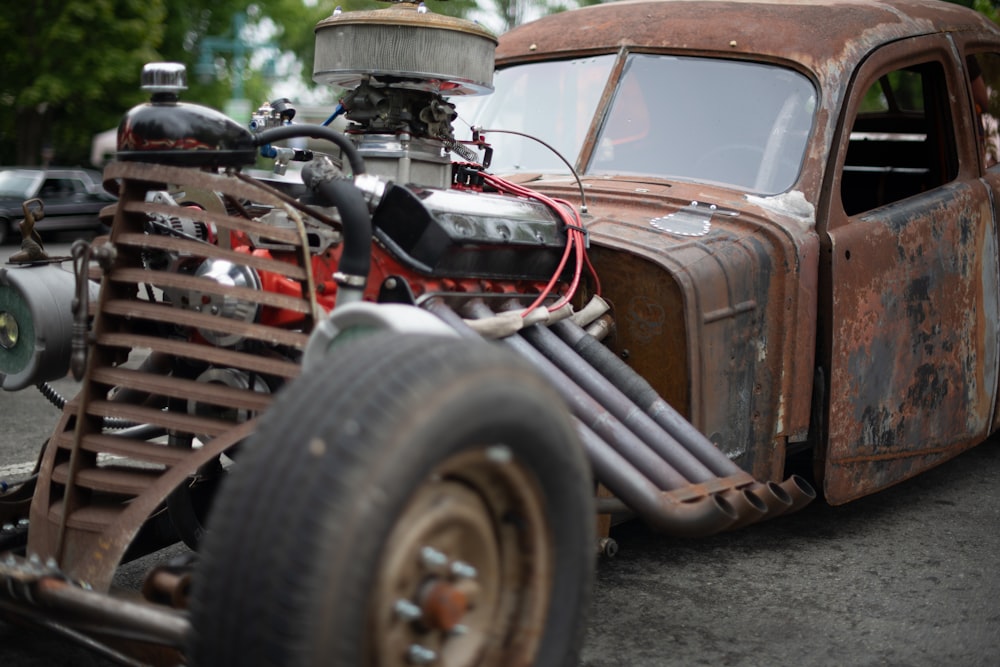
2, 0, 999, 665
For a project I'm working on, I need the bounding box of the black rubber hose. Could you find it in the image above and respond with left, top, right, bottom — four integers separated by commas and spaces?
253, 125, 366, 176
35, 382, 136, 430
301, 162, 372, 282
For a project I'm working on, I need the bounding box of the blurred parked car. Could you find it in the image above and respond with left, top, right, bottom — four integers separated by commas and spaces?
0, 167, 115, 244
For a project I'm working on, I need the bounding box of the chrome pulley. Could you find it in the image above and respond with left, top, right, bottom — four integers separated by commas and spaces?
187, 366, 271, 425
174, 259, 263, 348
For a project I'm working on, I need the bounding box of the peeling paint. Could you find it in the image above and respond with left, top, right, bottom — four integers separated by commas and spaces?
745, 191, 816, 230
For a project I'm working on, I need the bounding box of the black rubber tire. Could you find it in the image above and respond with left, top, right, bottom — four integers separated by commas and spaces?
0, 218, 9, 246
188, 332, 595, 667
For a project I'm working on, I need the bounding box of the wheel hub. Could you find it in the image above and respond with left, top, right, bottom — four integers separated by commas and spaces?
367, 448, 552, 666
419, 579, 470, 632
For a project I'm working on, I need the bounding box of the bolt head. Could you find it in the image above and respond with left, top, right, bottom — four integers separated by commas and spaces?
407, 644, 437, 665
450, 561, 477, 580
394, 599, 423, 622
485, 445, 512, 464
420, 546, 448, 569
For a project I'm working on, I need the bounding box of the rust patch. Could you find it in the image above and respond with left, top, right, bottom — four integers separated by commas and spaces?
825, 185, 994, 502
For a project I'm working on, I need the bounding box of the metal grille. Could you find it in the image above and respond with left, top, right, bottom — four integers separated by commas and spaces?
29, 162, 321, 589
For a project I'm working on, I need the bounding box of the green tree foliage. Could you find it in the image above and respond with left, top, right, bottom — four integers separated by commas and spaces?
973, 0, 1000, 21
0, 0, 481, 166
0, 0, 167, 166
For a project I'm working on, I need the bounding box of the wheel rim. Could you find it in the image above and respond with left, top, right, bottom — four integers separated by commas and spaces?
367, 446, 553, 666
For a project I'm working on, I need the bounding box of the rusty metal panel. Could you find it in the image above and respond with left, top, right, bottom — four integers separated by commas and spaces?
819, 28, 1000, 503
980, 170, 1000, 434
824, 183, 997, 503
496, 0, 999, 74
577, 177, 819, 482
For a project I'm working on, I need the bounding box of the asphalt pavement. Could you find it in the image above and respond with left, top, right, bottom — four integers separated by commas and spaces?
1, 241, 998, 666
582, 439, 1000, 666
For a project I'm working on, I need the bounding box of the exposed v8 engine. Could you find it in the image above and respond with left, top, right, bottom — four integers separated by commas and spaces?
0, 0, 596, 581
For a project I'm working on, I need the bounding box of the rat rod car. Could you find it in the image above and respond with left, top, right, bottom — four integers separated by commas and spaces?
2, 0, 1000, 664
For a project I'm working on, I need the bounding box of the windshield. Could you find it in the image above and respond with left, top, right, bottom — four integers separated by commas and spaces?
0, 171, 40, 199
456, 54, 816, 194
454, 55, 615, 173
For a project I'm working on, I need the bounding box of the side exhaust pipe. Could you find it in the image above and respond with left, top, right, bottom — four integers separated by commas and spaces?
576, 424, 739, 537
551, 318, 815, 517
426, 298, 813, 534
429, 298, 759, 536
517, 318, 770, 525
429, 299, 740, 535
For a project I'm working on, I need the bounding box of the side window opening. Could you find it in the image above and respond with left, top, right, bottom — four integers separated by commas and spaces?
39, 178, 68, 198
66, 178, 88, 196
841, 61, 957, 216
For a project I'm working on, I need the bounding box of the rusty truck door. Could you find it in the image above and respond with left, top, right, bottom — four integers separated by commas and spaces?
822, 36, 1000, 504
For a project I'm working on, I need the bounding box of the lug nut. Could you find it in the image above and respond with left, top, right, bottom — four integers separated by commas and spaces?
407, 644, 437, 664
485, 445, 512, 464
450, 561, 477, 580
420, 546, 448, 569
394, 599, 423, 622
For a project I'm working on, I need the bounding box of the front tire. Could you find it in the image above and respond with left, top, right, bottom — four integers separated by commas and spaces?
189, 332, 595, 667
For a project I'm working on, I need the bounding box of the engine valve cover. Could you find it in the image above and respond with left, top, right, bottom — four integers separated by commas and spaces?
373, 183, 568, 281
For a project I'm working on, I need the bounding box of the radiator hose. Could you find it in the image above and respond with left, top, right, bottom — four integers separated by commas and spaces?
301, 158, 373, 305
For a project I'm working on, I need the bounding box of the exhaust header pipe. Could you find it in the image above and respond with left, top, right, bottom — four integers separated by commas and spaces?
427, 298, 812, 537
